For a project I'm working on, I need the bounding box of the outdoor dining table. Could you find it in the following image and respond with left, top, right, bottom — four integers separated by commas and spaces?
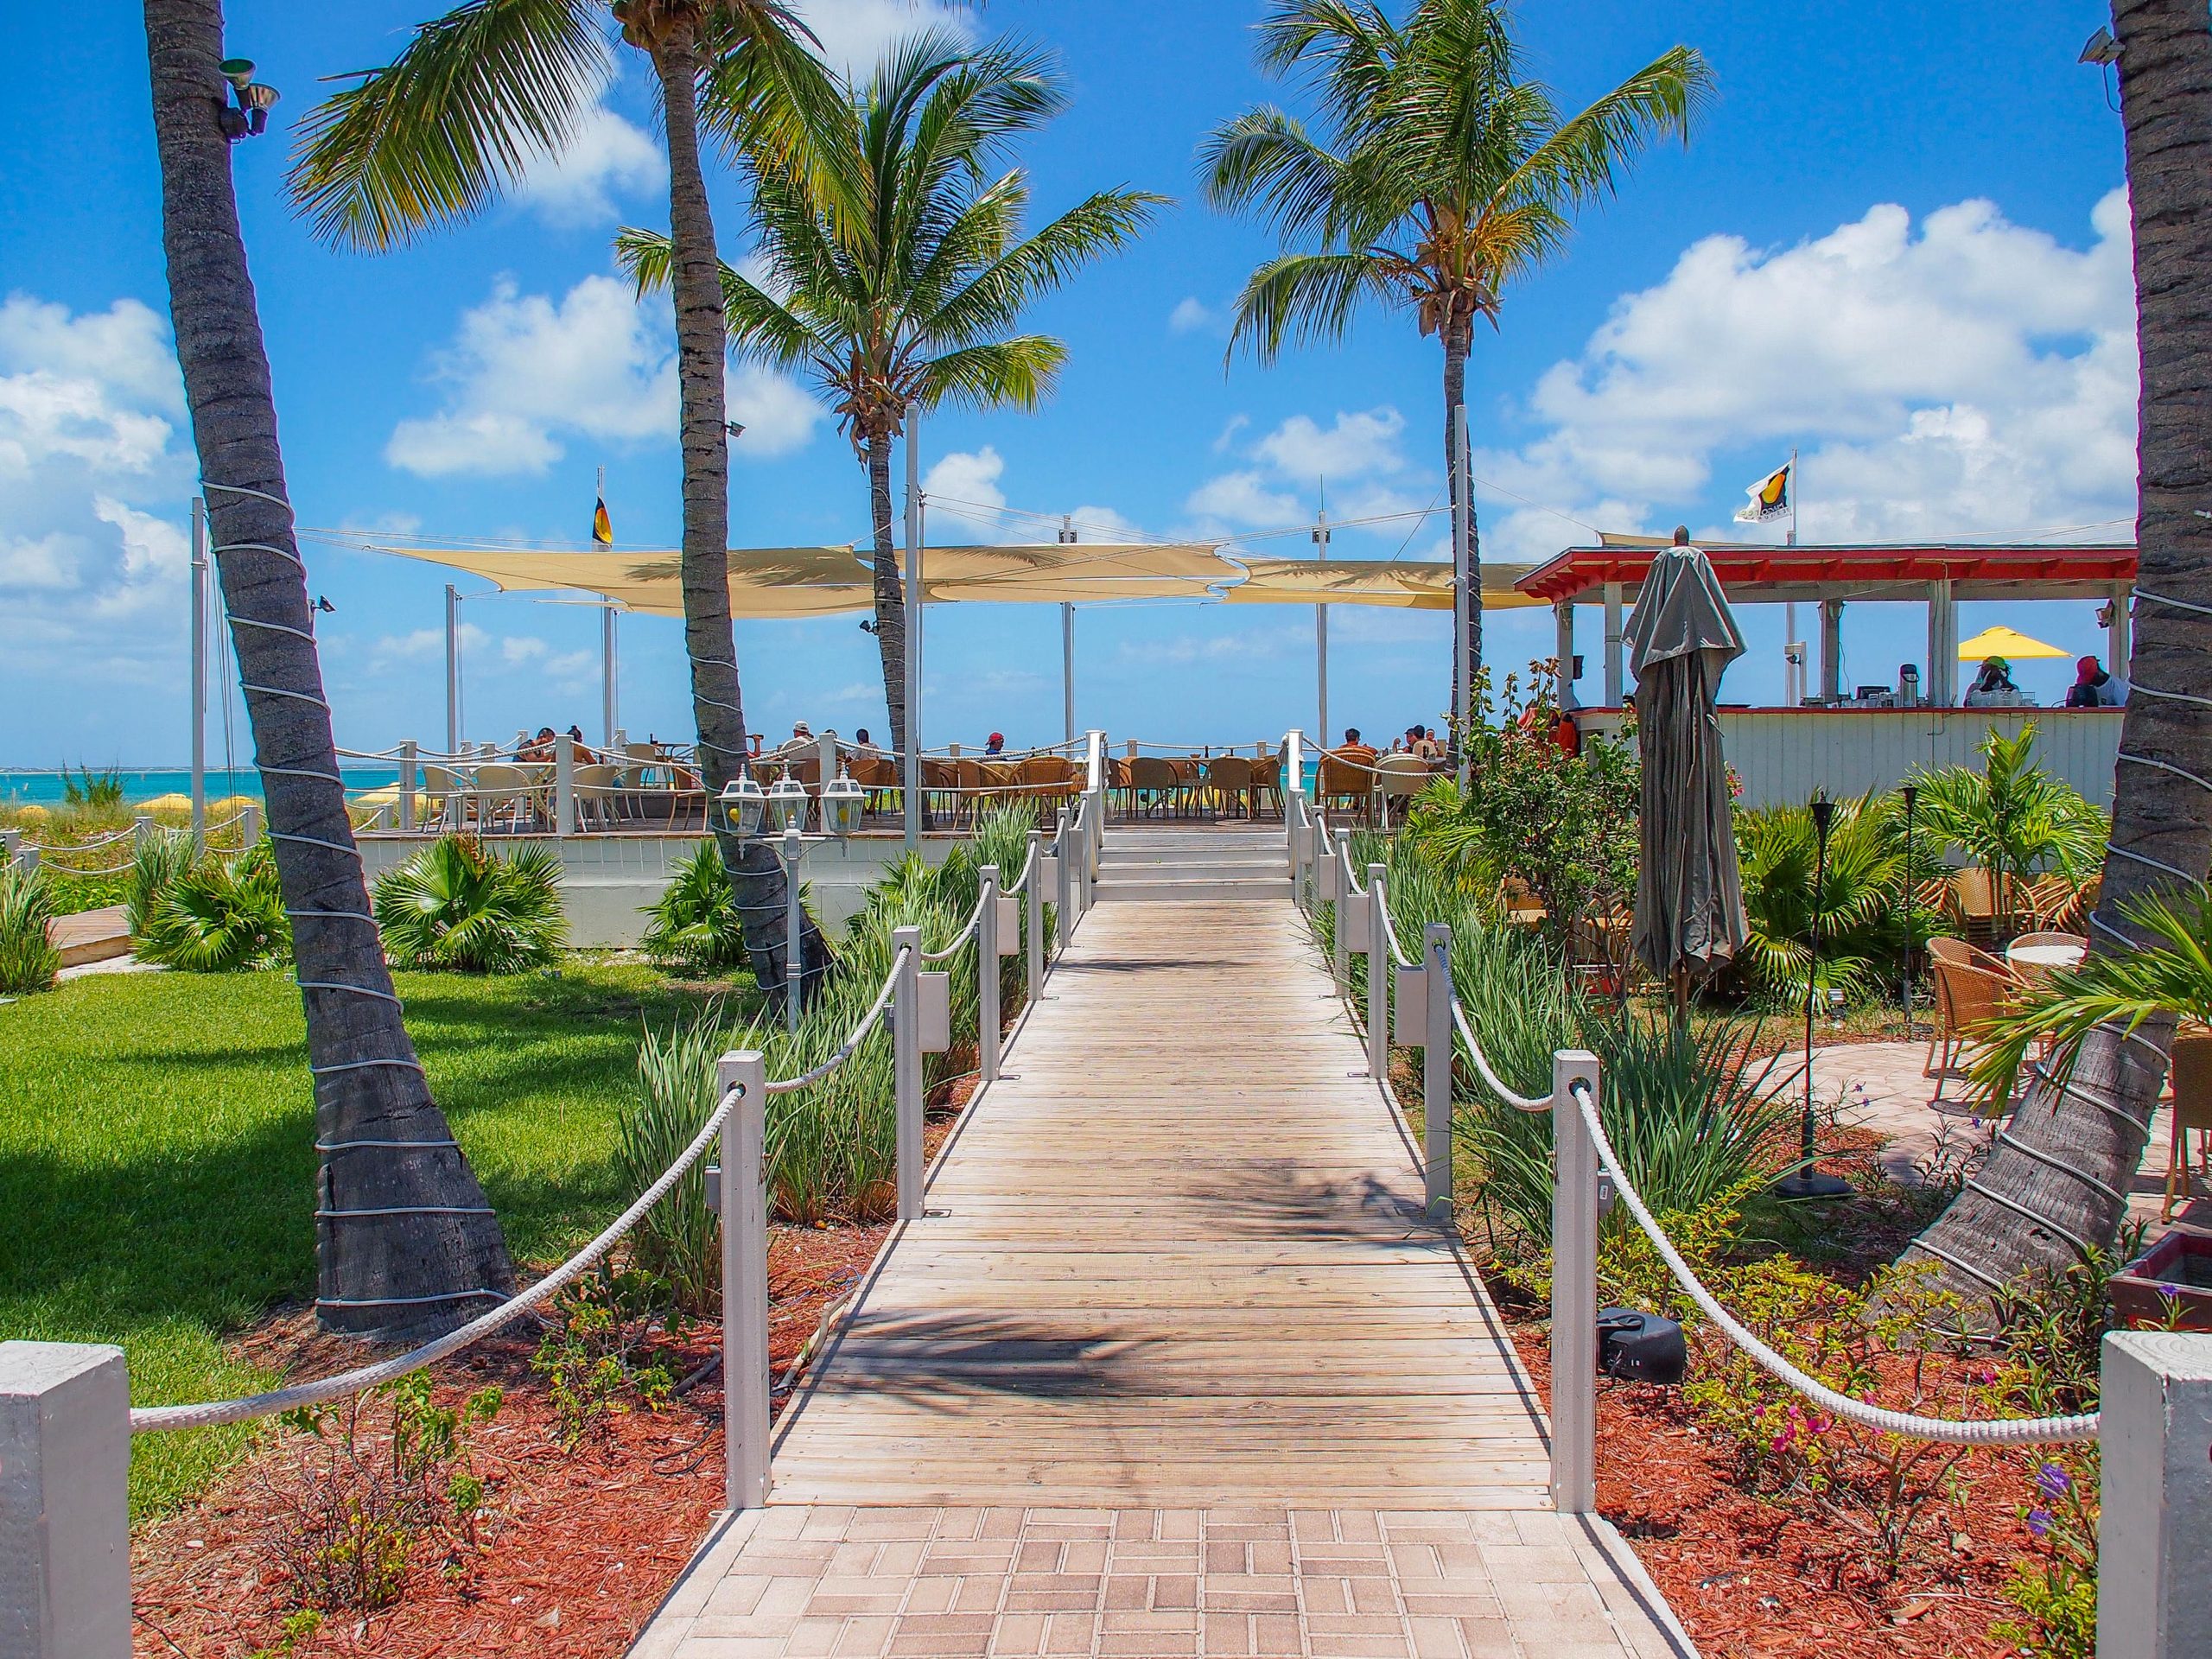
2006, 940, 2087, 979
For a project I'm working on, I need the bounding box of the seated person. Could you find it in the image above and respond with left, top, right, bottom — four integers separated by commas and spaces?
2064, 654, 2129, 708
518, 726, 557, 762
849, 727, 881, 755
766, 720, 817, 764
1329, 728, 1379, 770
1963, 657, 2033, 709
1411, 726, 1443, 762
984, 731, 1006, 755
563, 723, 597, 764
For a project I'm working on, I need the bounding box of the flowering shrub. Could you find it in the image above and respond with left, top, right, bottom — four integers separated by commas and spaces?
1994, 1453, 2097, 1659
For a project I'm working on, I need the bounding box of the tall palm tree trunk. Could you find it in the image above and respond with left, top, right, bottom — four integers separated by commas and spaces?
144, 0, 512, 1336
1906, 0, 2212, 1313
865, 430, 910, 759
1443, 321, 1482, 727
651, 26, 828, 1015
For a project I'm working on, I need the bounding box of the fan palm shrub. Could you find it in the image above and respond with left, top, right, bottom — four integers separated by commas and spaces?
372, 835, 567, 974
1204, 0, 1710, 683
618, 35, 1160, 760
1913, 725, 2108, 936
127, 826, 198, 937
0, 863, 60, 994
640, 843, 749, 975
138, 840, 292, 972
1734, 793, 1910, 1006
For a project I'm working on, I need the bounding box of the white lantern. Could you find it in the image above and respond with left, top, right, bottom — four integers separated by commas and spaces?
714, 775, 767, 839
821, 775, 866, 837
766, 776, 810, 834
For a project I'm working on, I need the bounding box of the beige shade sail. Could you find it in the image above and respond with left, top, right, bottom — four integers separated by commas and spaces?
1221, 557, 1543, 609
918, 543, 1236, 603
376, 543, 874, 618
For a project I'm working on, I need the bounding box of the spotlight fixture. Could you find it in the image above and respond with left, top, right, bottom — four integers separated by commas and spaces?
215, 55, 279, 140
314, 595, 336, 614
2080, 26, 2120, 65
858, 620, 878, 634
219, 57, 256, 91
239, 79, 281, 135
726, 421, 747, 439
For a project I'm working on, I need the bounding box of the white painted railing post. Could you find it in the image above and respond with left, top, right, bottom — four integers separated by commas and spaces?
1055, 818, 1074, 947
714, 1052, 770, 1512
132, 813, 154, 849
240, 799, 261, 847
892, 926, 924, 1222
1423, 923, 1452, 1216
0, 1341, 131, 1657
783, 827, 804, 1039
978, 866, 1001, 1084
1025, 829, 1046, 994
554, 733, 577, 836
398, 740, 417, 833
2098, 1331, 2212, 1658
1331, 849, 1349, 990
1366, 865, 1389, 1081
1551, 1049, 1601, 1515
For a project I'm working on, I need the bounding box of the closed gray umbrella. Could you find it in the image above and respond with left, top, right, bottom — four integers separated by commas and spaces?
1626, 540, 1749, 990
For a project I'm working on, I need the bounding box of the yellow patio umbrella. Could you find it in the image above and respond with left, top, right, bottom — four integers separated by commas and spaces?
1957, 624, 2069, 661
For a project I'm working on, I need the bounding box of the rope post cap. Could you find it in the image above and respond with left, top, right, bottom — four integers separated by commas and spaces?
716, 1051, 763, 1097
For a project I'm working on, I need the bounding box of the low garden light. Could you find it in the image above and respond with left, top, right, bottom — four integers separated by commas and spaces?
713, 775, 766, 839
1777, 792, 1852, 1200
766, 777, 810, 835
821, 773, 866, 838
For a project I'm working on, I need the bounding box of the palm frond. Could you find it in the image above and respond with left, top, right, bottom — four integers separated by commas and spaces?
913, 336, 1065, 412
923, 187, 1167, 345
1198, 108, 1351, 238
288, 0, 608, 251
1224, 249, 1400, 363
1491, 46, 1713, 218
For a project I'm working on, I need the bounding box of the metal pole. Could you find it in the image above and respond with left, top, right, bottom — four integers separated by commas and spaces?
1026, 828, 1046, 995
601, 606, 618, 748
1366, 864, 1388, 1081
1062, 604, 1075, 749
189, 496, 207, 849
554, 732, 576, 836
1423, 924, 1452, 1216
784, 828, 804, 1039
398, 740, 417, 833
1551, 1049, 1600, 1514
445, 583, 461, 753
715, 1051, 770, 1511
1314, 506, 1331, 747
1787, 446, 1799, 548
903, 405, 921, 849
892, 926, 924, 1220
978, 865, 1001, 1084
1901, 785, 1917, 1035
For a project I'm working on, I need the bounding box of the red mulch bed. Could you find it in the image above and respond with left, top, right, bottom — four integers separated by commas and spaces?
130, 1084, 983, 1659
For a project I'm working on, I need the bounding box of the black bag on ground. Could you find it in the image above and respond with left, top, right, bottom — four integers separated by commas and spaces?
1595, 1307, 1687, 1384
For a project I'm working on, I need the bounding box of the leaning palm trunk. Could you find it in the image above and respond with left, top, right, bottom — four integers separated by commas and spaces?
651, 25, 829, 1014
1442, 320, 1480, 721
143, 0, 512, 1334
1905, 0, 2212, 1314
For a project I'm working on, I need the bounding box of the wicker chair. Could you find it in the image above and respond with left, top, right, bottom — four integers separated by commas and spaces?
1317, 755, 1372, 823
573, 763, 622, 830
1375, 753, 1429, 829
1127, 755, 1184, 818
2165, 1032, 2212, 1221
1925, 956, 2021, 1102
1204, 754, 1255, 819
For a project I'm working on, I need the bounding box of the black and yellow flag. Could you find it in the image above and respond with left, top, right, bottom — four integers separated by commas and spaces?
592, 495, 613, 545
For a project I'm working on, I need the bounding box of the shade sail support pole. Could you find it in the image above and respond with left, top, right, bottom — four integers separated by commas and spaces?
1314, 505, 1331, 747
445, 583, 461, 753
190, 495, 207, 849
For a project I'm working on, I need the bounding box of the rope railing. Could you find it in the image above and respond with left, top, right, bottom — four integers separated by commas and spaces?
131, 943, 913, 1436
920, 895, 988, 963
1567, 1080, 2098, 1446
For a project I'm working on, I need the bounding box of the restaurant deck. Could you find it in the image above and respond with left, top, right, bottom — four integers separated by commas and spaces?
632, 897, 1691, 1658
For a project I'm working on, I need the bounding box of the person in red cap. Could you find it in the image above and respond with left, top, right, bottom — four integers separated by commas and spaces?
984, 732, 1006, 754
2065, 654, 2128, 708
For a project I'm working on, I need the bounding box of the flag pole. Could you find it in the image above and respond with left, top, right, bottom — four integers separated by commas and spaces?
1787, 446, 1798, 549
596, 465, 617, 746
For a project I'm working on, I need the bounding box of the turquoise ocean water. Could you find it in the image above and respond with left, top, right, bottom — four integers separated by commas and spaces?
0, 768, 399, 807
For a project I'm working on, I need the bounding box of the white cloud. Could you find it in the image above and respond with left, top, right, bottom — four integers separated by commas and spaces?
391, 274, 820, 476
501, 635, 549, 666
923, 445, 1012, 538
1116, 626, 1304, 666
1252, 407, 1406, 483
371, 622, 487, 669
1183, 469, 1303, 531
0, 531, 79, 591
1169, 297, 1217, 334
513, 101, 665, 227
1475, 189, 2139, 558
792, 0, 973, 76
1212, 415, 1249, 454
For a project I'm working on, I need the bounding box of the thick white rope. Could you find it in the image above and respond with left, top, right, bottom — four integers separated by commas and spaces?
920, 894, 987, 962
134, 944, 911, 1433
1569, 1080, 2097, 1446
764, 949, 906, 1094
1452, 1003, 1551, 1114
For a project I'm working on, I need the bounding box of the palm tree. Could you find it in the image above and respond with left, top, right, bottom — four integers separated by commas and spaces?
1911, 726, 2108, 936
142, 0, 512, 1334
619, 32, 1163, 760
288, 0, 835, 1014
1201, 0, 1710, 702
1904, 0, 2212, 1313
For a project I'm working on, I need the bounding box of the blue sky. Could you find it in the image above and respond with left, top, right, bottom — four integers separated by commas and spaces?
0, 0, 2134, 766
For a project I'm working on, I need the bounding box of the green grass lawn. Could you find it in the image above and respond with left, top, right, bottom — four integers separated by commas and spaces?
0, 959, 745, 1517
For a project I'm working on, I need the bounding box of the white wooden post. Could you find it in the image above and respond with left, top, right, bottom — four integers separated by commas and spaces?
1366, 865, 1389, 1081
715, 1052, 770, 1511
893, 926, 924, 1221
554, 732, 577, 836
1332, 849, 1350, 989
1423, 924, 1452, 1215
1054, 820, 1074, 945
0, 830, 18, 868
1551, 1049, 1601, 1514
978, 866, 1001, 1084
239, 800, 261, 848
0, 1341, 130, 1657
1602, 582, 1625, 706
398, 740, 417, 833
2098, 1331, 2212, 1658
783, 828, 804, 1039
1025, 829, 1046, 995
132, 814, 153, 848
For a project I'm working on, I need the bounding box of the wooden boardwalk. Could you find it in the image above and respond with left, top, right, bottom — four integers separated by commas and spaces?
772, 901, 1548, 1510
634, 894, 1693, 1658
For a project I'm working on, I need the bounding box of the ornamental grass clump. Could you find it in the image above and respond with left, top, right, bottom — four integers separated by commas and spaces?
0, 862, 60, 994
127, 824, 197, 936
372, 833, 565, 973
640, 842, 749, 975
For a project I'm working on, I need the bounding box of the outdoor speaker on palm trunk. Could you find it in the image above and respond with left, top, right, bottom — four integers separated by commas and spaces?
1596, 1308, 1687, 1385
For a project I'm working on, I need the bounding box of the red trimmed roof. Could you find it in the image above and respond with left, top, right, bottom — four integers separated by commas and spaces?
1515, 543, 2136, 604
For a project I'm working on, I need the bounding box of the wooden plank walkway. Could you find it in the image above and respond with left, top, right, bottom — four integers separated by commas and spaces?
771, 901, 1548, 1510
632, 896, 1694, 1658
